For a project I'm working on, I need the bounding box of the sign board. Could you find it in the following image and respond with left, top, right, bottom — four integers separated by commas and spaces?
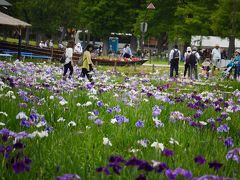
140, 22, 148, 33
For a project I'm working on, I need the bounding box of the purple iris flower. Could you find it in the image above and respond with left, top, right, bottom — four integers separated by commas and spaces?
165, 169, 177, 180
217, 124, 230, 133
96, 167, 110, 175
138, 161, 154, 172
94, 119, 103, 125
0, 128, 10, 142
93, 110, 99, 116
207, 118, 215, 123
224, 137, 234, 148
106, 108, 113, 113
20, 119, 31, 127
162, 148, 174, 157
154, 120, 164, 128
125, 157, 143, 166
0, 145, 4, 155
113, 106, 121, 113
56, 174, 82, 180
97, 101, 103, 107
192, 175, 233, 180
194, 155, 206, 165
155, 163, 168, 173
221, 112, 228, 118
108, 162, 122, 175
12, 161, 26, 174
29, 114, 38, 122
226, 148, 240, 163
13, 142, 24, 149
136, 174, 146, 180
152, 105, 162, 116
109, 156, 125, 163
115, 115, 129, 124
135, 120, 144, 128
208, 160, 223, 171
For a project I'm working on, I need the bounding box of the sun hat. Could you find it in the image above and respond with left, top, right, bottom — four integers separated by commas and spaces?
235, 49, 240, 53
192, 47, 197, 51
202, 61, 210, 67
187, 47, 191, 52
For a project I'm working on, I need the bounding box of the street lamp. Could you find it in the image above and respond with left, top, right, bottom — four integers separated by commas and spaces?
140, 2, 155, 60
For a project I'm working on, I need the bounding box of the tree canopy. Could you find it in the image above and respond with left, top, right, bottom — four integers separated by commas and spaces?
4, 0, 240, 53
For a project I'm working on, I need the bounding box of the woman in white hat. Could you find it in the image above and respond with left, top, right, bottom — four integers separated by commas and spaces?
201, 58, 211, 79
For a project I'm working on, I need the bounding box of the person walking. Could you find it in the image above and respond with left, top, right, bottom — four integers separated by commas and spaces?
81, 44, 94, 81
183, 46, 192, 78
169, 45, 181, 78
189, 47, 201, 80
63, 41, 74, 80
211, 44, 221, 74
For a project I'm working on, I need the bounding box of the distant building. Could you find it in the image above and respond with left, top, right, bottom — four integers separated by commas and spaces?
191, 35, 240, 48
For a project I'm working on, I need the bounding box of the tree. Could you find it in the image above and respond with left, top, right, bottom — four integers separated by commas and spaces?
10, 0, 81, 44
172, 0, 217, 47
78, 0, 143, 55
211, 0, 240, 58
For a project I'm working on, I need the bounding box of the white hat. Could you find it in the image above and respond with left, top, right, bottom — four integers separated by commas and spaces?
235, 49, 240, 54
202, 61, 210, 66
192, 47, 197, 51
187, 47, 191, 51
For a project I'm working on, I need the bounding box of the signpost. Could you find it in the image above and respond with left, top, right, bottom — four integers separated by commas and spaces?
140, 3, 155, 60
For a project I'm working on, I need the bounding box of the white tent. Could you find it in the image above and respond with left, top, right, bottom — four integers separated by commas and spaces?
191, 35, 240, 48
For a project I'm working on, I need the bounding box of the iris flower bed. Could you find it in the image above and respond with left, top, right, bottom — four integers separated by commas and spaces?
0, 60, 239, 180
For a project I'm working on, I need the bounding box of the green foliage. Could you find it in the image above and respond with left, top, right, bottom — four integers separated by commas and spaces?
211, 0, 240, 38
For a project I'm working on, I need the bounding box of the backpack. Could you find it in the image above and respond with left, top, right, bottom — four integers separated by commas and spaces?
60, 52, 66, 63
186, 54, 191, 64
189, 52, 197, 65
172, 49, 179, 62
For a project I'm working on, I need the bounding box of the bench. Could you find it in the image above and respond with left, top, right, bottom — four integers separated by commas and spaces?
0, 53, 12, 60
22, 54, 52, 61
3, 51, 33, 55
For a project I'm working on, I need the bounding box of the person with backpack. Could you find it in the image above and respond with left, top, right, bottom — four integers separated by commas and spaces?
189, 47, 200, 80
184, 46, 192, 78
63, 40, 74, 80
169, 45, 181, 78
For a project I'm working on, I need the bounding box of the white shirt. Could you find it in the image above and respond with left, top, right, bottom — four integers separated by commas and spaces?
169, 48, 181, 61
65, 48, 73, 65
211, 48, 221, 60
123, 47, 132, 56
74, 43, 83, 54
49, 41, 53, 48
39, 42, 44, 48
192, 50, 201, 61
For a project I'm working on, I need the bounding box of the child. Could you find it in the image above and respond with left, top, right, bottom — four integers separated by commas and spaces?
201, 58, 211, 79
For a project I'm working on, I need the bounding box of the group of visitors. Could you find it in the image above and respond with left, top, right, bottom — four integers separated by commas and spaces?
169, 44, 240, 80
39, 40, 53, 48
62, 41, 94, 81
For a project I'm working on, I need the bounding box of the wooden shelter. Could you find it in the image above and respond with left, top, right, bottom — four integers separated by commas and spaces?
0, 10, 31, 59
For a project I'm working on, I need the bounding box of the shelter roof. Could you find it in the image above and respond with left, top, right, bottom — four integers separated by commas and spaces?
0, 11, 31, 27
0, 0, 11, 6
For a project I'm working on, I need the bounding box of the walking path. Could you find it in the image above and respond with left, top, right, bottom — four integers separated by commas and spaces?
143, 63, 184, 68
